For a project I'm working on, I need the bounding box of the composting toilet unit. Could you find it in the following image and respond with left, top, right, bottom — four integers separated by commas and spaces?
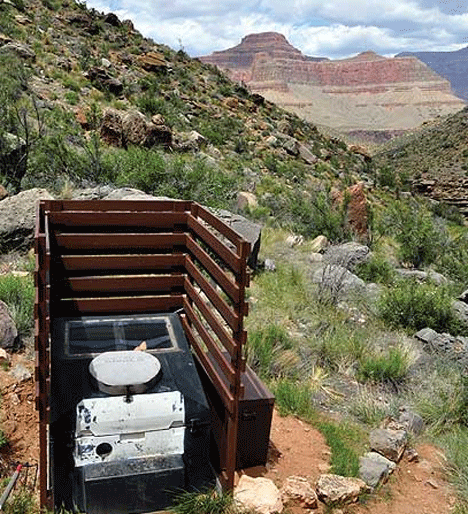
50, 312, 213, 514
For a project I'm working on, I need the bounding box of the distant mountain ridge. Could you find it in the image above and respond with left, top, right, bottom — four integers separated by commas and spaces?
200, 33, 465, 139
397, 47, 468, 101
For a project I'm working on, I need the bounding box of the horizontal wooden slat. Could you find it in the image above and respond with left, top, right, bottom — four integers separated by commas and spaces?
183, 300, 236, 386
60, 254, 186, 273
187, 215, 240, 273
186, 257, 239, 332
56, 294, 184, 315
54, 233, 187, 251
197, 205, 245, 249
180, 314, 234, 414
47, 200, 192, 212
184, 286, 235, 356
186, 236, 239, 304
56, 274, 185, 297
48, 211, 188, 230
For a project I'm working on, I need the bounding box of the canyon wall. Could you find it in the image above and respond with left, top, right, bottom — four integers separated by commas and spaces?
200, 34, 465, 137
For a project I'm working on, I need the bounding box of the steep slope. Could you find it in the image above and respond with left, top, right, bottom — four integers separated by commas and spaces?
0, 0, 367, 239
375, 107, 468, 213
397, 47, 468, 101
200, 33, 465, 138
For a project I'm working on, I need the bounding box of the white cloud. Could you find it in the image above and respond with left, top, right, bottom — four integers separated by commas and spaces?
84, 0, 468, 58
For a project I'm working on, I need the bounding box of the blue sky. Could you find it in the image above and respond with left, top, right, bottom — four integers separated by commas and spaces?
84, 0, 468, 59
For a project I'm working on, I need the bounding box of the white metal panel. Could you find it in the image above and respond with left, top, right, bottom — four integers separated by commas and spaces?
76, 391, 184, 436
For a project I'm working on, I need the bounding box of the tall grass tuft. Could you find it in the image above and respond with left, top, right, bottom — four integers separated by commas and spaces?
169, 489, 234, 514
357, 347, 410, 384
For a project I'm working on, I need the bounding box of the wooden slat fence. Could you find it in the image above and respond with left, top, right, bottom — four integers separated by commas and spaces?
35, 199, 250, 510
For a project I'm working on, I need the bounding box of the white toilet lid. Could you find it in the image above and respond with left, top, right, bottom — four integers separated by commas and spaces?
89, 351, 161, 394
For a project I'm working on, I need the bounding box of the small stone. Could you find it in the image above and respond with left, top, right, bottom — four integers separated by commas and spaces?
10, 363, 32, 382
264, 259, 276, 272
426, 479, 439, 489
10, 393, 20, 406
286, 234, 304, 247
405, 448, 419, 462
310, 235, 329, 253
0, 348, 10, 365
237, 191, 258, 211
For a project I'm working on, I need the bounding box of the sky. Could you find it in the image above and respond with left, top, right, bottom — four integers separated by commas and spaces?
84, 0, 468, 59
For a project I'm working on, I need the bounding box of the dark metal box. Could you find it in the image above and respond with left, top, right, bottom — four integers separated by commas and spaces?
197, 358, 275, 470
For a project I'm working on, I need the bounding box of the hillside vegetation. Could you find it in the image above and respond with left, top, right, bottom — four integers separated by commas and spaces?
3, 1, 468, 514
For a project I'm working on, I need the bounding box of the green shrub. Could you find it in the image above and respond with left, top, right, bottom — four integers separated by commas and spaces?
357, 347, 410, 384
0, 274, 34, 338
378, 278, 459, 334
379, 200, 446, 268
355, 255, 394, 284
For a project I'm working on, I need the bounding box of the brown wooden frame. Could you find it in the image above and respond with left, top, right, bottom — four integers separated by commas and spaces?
35, 200, 250, 510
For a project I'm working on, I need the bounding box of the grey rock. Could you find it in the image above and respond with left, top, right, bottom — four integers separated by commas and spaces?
398, 407, 425, 436
298, 145, 318, 164
359, 452, 396, 489
414, 327, 439, 345
369, 428, 407, 463
453, 300, 468, 325
1, 42, 35, 60
264, 259, 276, 272
211, 209, 262, 270
0, 188, 54, 252
279, 135, 300, 156
459, 289, 468, 304
324, 242, 370, 270
395, 268, 447, 285
10, 363, 32, 382
0, 301, 17, 349
313, 264, 366, 301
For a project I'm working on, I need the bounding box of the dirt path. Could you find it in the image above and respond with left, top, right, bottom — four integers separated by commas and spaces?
240, 410, 457, 514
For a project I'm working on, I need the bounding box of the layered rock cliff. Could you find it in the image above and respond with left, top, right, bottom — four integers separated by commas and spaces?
200, 33, 465, 137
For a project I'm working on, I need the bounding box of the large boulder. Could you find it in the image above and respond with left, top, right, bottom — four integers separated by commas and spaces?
359, 452, 396, 489
211, 209, 262, 270
234, 475, 283, 514
0, 188, 54, 252
324, 242, 370, 270
369, 428, 407, 463
316, 474, 369, 505
280, 476, 318, 509
100, 109, 125, 147
0, 301, 17, 349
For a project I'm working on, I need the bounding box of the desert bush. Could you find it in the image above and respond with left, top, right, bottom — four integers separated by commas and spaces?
378, 278, 458, 334
379, 200, 446, 268
355, 254, 394, 284
0, 274, 34, 338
